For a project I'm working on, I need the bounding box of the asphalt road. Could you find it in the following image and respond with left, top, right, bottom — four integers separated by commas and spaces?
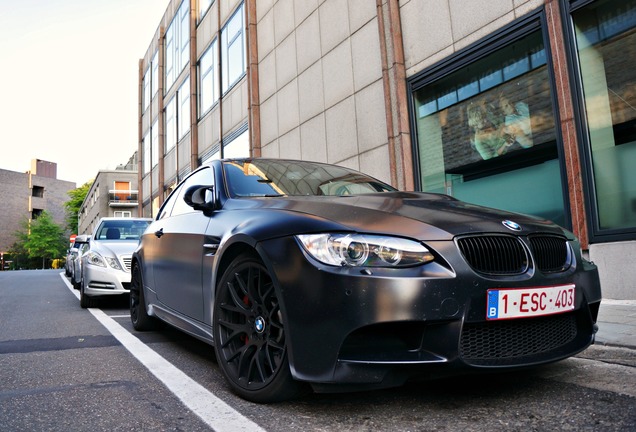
1, 270, 635, 431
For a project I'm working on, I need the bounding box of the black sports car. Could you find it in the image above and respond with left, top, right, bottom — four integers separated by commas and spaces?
130, 158, 601, 403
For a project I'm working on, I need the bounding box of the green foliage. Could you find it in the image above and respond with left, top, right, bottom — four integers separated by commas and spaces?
64, 181, 92, 234
11, 211, 67, 269
6, 242, 30, 270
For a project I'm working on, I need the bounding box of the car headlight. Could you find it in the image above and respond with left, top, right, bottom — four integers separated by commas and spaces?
85, 251, 122, 270
104, 257, 123, 270
296, 234, 434, 267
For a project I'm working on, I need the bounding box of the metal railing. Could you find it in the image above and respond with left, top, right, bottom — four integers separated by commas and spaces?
108, 190, 139, 206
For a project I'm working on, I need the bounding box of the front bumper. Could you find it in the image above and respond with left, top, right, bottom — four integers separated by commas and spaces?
83, 263, 131, 296
258, 237, 602, 391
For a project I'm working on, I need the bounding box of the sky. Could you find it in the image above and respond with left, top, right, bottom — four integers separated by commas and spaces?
0, 0, 169, 186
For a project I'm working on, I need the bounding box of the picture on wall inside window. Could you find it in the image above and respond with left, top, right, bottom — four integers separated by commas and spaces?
466, 93, 533, 160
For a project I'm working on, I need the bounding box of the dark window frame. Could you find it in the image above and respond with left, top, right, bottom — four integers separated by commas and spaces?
407, 8, 573, 230
561, 0, 636, 242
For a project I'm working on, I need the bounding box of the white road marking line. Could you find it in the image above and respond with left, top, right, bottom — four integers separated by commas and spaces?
59, 272, 265, 432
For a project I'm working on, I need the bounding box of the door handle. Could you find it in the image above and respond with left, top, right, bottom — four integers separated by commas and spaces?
154, 228, 164, 238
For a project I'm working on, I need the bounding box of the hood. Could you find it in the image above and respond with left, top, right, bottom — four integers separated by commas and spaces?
92, 239, 141, 257
231, 192, 568, 241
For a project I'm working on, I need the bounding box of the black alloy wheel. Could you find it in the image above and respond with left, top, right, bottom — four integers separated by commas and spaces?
213, 253, 305, 403
130, 263, 155, 331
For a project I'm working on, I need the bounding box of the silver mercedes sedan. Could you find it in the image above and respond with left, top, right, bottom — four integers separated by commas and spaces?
79, 217, 151, 308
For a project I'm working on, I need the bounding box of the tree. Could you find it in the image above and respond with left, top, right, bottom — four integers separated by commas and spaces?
13, 211, 67, 269
64, 181, 92, 234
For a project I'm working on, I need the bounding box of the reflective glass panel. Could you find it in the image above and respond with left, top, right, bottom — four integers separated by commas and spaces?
573, 0, 636, 231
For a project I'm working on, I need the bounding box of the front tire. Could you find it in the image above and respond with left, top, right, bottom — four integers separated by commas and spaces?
71, 269, 80, 290
213, 252, 306, 403
130, 263, 156, 331
79, 274, 98, 309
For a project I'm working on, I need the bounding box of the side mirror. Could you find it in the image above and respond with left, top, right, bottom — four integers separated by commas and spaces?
184, 185, 217, 213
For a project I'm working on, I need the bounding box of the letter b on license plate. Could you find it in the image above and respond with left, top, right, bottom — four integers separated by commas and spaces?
486, 284, 575, 320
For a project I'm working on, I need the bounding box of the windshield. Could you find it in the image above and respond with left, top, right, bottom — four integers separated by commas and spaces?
95, 220, 150, 241
223, 159, 396, 198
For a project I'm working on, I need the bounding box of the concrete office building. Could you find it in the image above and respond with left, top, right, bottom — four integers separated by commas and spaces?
138, 0, 635, 298
78, 153, 142, 236
0, 159, 76, 257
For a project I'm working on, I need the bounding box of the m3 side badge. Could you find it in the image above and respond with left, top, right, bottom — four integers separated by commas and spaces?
502, 220, 522, 231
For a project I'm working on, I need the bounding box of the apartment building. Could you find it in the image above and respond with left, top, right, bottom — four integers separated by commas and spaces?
0, 159, 75, 255
138, 0, 635, 298
78, 153, 142, 235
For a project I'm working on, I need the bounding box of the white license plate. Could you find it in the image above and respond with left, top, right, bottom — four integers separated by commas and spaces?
486, 284, 575, 320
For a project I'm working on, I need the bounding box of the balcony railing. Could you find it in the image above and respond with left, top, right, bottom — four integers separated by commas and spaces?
109, 190, 139, 206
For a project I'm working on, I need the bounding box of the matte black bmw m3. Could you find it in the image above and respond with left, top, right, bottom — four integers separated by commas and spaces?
130, 158, 601, 403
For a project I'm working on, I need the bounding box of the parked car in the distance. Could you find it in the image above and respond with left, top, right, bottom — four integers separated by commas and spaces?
69, 235, 91, 289
79, 217, 151, 308
64, 239, 81, 277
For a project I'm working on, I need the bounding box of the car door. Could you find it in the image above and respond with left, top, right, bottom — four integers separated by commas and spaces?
146, 167, 214, 321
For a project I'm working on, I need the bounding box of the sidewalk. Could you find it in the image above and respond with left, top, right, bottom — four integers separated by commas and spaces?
594, 299, 636, 350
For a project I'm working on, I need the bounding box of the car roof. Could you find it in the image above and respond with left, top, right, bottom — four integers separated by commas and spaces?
74, 234, 91, 243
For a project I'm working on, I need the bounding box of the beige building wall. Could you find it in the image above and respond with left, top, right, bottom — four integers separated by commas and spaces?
400, 0, 545, 76
255, 0, 391, 185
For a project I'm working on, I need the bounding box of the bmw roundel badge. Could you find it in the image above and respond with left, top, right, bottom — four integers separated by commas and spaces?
502, 220, 522, 231
255, 316, 266, 333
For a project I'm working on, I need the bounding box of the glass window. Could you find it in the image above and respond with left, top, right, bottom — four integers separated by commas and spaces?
573, 0, 636, 232
165, 167, 214, 218
223, 129, 250, 158
151, 51, 159, 96
221, 3, 245, 93
142, 68, 150, 112
223, 159, 395, 198
32, 186, 44, 198
178, 77, 191, 139
96, 219, 150, 240
143, 130, 151, 174
151, 119, 159, 168
180, 6, 189, 58
165, 21, 174, 89
200, 0, 213, 19
199, 39, 218, 116
165, 1, 190, 91
202, 149, 221, 164
412, 29, 567, 227
165, 97, 176, 152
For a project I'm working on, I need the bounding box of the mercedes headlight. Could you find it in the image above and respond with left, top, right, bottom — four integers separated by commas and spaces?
297, 234, 434, 267
85, 251, 122, 270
